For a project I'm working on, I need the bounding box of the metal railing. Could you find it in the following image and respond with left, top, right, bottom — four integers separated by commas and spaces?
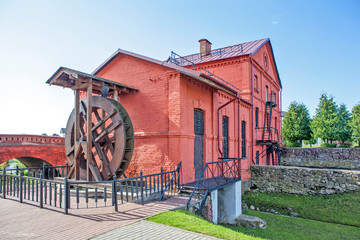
255, 127, 280, 142
169, 51, 242, 94
0, 164, 69, 179
186, 158, 244, 212
0, 162, 182, 214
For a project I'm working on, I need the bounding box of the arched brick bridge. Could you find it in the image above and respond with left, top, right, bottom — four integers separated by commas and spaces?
0, 134, 67, 167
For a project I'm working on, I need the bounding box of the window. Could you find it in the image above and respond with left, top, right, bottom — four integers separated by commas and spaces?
254, 75, 258, 91
264, 55, 268, 68
265, 86, 268, 102
256, 151, 259, 165
241, 121, 246, 158
255, 108, 259, 128
275, 117, 277, 130
222, 116, 229, 158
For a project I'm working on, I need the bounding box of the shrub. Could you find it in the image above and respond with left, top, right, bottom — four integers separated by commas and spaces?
285, 141, 302, 147
320, 142, 337, 148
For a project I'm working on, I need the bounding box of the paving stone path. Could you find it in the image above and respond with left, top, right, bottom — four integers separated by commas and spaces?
91, 220, 220, 239
0, 195, 216, 240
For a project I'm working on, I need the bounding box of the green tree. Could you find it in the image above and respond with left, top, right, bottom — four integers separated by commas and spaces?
350, 104, 360, 146
303, 119, 317, 147
282, 101, 312, 146
312, 93, 339, 144
52, 133, 60, 136
336, 104, 352, 145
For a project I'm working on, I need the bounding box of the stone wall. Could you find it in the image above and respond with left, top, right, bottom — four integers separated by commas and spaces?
281, 148, 360, 169
251, 165, 360, 195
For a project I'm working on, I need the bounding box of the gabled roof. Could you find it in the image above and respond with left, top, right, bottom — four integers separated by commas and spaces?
180, 38, 269, 65
179, 38, 282, 88
92, 48, 200, 77
47, 67, 138, 95
92, 48, 238, 95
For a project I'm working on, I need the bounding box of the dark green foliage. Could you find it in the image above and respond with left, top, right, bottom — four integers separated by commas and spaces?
320, 142, 337, 148
350, 104, 360, 146
52, 133, 60, 136
282, 101, 312, 145
284, 141, 302, 147
312, 93, 339, 143
337, 104, 352, 144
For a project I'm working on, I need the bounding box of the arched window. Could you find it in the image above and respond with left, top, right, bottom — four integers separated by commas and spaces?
254, 75, 258, 90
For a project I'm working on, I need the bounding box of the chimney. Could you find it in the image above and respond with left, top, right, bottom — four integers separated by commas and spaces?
199, 39, 212, 56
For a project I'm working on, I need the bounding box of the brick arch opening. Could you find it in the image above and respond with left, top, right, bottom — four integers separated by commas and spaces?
13, 157, 53, 168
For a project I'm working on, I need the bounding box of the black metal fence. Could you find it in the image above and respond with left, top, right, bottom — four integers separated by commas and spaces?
0, 162, 182, 214
0, 164, 70, 179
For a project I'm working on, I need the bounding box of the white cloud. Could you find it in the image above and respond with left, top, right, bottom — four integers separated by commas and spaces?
272, 21, 279, 25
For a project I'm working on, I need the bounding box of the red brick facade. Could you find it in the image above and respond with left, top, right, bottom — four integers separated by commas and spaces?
93, 38, 282, 182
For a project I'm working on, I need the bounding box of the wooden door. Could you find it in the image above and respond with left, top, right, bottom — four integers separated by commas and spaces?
194, 109, 204, 179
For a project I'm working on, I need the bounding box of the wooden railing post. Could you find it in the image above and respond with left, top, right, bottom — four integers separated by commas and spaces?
112, 173, 118, 211
140, 171, 144, 205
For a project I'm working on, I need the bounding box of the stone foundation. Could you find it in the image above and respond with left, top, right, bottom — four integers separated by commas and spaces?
251, 165, 360, 195
281, 148, 360, 169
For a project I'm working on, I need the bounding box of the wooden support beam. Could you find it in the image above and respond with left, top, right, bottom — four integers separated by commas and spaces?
114, 88, 119, 101
74, 87, 81, 180
86, 80, 93, 181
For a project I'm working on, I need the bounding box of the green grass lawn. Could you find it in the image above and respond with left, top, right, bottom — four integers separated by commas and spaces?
243, 191, 360, 227
147, 209, 360, 240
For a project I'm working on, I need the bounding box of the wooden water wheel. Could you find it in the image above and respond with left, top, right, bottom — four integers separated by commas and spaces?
65, 96, 134, 180
46, 67, 138, 181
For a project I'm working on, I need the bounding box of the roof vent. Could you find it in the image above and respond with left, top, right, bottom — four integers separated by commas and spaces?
199, 39, 212, 57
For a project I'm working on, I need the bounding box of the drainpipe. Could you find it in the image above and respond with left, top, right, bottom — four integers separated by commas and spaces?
238, 97, 241, 158
217, 93, 240, 157
249, 55, 255, 166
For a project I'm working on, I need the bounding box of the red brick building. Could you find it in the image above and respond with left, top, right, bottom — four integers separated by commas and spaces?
91, 38, 282, 182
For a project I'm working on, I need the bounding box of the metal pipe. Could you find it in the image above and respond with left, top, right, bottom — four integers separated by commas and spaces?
249, 55, 255, 166
238, 98, 241, 158
217, 93, 240, 157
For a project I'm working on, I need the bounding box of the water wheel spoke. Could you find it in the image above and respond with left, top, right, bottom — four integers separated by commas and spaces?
92, 140, 112, 177
92, 110, 116, 132
95, 121, 122, 143
66, 145, 74, 156
81, 142, 102, 181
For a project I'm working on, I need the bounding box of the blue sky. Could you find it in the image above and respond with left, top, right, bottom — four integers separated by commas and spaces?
1, 0, 359, 135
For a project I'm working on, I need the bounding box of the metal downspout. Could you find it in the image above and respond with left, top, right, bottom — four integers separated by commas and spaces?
217, 93, 240, 157
250, 55, 255, 166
